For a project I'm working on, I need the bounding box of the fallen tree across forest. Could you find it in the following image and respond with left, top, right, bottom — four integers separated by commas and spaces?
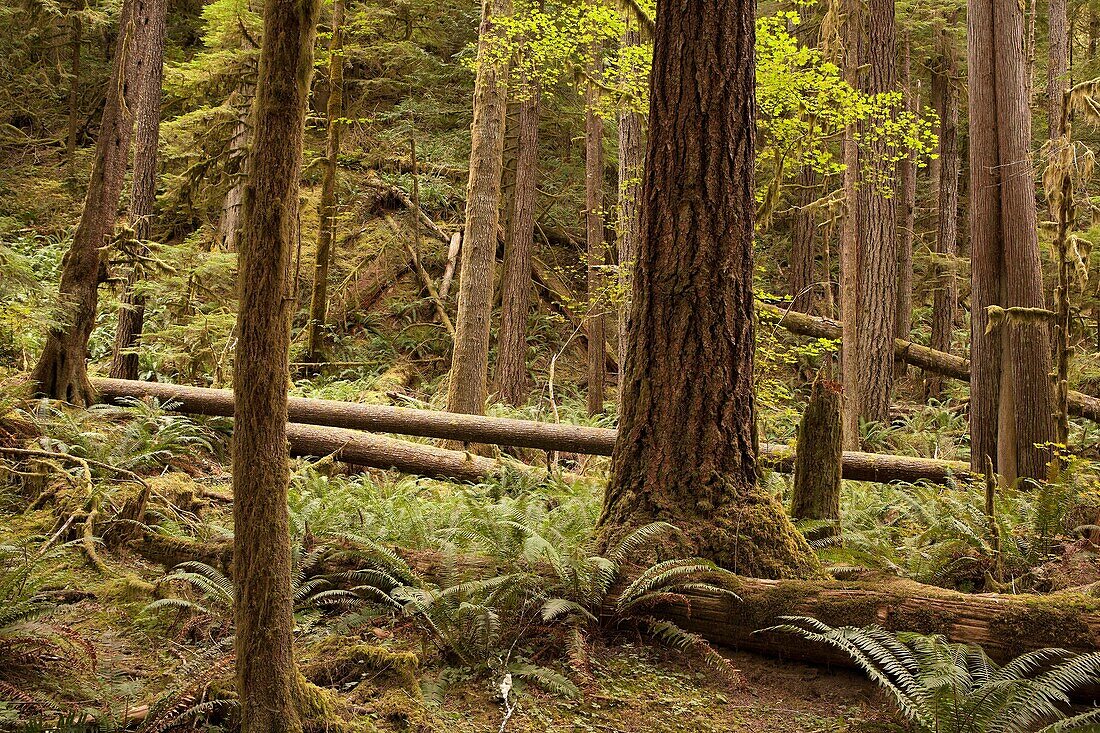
92, 377, 972, 484
758, 302, 1100, 422
130, 531, 1100, 666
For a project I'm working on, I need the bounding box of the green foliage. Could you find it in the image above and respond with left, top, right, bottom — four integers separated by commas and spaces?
764, 617, 1100, 733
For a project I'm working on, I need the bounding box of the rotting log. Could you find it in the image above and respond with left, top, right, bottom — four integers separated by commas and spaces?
665, 575, 1100, 664
758, 302, 1100, 421
128, 533, 1100, 666
93, 378, 973, 484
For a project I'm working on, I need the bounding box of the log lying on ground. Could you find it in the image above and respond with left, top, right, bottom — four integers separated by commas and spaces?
93, 378, 973, 484
285, 423, 531, 483
666, 575, 1100, 664
758, 302, 1100, 422
129, 532, 1100, 666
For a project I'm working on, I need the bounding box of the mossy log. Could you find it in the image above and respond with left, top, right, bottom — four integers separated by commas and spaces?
758, 302, 1100, 422
665, 575, 1100, 664
92, 378, 973, 484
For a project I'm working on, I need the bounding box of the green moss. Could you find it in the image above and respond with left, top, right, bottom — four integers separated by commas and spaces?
302, 637, 420, 692
989, 598, 1096, 650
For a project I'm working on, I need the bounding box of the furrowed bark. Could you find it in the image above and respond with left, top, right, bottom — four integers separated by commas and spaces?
108, 0, 168, 381
446, 0, 511, 417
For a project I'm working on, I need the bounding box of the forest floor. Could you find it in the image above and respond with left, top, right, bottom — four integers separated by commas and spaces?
0, 502, 895, 733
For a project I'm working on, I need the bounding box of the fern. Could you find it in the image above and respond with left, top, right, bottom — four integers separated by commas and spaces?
762, 617, 1100, 733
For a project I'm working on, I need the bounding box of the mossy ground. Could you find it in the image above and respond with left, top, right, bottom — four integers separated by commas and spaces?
1, 507, 894, 732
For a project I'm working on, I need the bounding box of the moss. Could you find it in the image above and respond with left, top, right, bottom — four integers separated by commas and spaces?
989, 599, 1096, 650
361, 688, 435, 732
302, 637, 420, 692
882, 605, 956, 634
99, 572, 156, 601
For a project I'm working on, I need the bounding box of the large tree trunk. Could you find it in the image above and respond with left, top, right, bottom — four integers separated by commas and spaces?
894, 37, 916, 363
926, 43, 960, 399
597, 0, 818, 579
616, 27, 645, 390
585, 52, 606, 417
446, 0, 511, 416
304, 0, 345, 364
790, 166, 817, 314
32, 0, 154, 406
493, 85, 540, 406
95, 377, 973, 484
108, 0, 167, 381
839, 0, 861, 448
231, 0, 320, 727
854, 0, 898, 423
968, 0, 1055, 482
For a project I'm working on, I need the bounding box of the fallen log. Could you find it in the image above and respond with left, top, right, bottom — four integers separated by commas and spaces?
757, 302, 1100, 422
129, 533, 1100, 666
93, 378, 973, 484
668, 575, 1100, 664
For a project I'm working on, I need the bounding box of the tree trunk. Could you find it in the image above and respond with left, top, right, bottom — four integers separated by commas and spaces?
216, 37, 257, 253
927, 44, 959, 399
854, 0, 898, 423
585, 53, 606, 417
493, 85, 540, 406
597, 0, 818, 579
1048, 0, 1070, 142
108, 0, 167, 381
304, 0, 345, 364
790, 166, 817, 314
32, 0, 154, 406
968, 0, 1055, 482
616, 28, 645, 382
894, 37, 916, 365
94, 377, 974, 484
446, 0, 511, 416
791, 375, 842, 540
231, 0, 320, 727
758, 303, 1100, 422
839, 0, 860, 448
66, 8, 82, 176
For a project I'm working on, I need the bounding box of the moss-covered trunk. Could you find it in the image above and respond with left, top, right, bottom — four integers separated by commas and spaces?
231, 0, 320, 728
598, 0, 818, 579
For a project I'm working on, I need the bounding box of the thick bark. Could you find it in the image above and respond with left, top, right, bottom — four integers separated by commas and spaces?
790, 167, 817, 315
446, 0, 511, 416
585, 58, 606, 417
32, 0, 152, 406
597, 0, 818, 578
839, 0, 860, 448
927, 46, 960, 399
854, 0, 898, 422
969, 0, 1055, 482
791, 375, 842, 539
108, 0, 167, 381
94, 377, 973, 484
616, 28, 645, 378
216, 36, 258, 253
895, 37, 916, 358
231, 0, 320, 728
493, 86, 540, 406
304, 0, 345, 364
